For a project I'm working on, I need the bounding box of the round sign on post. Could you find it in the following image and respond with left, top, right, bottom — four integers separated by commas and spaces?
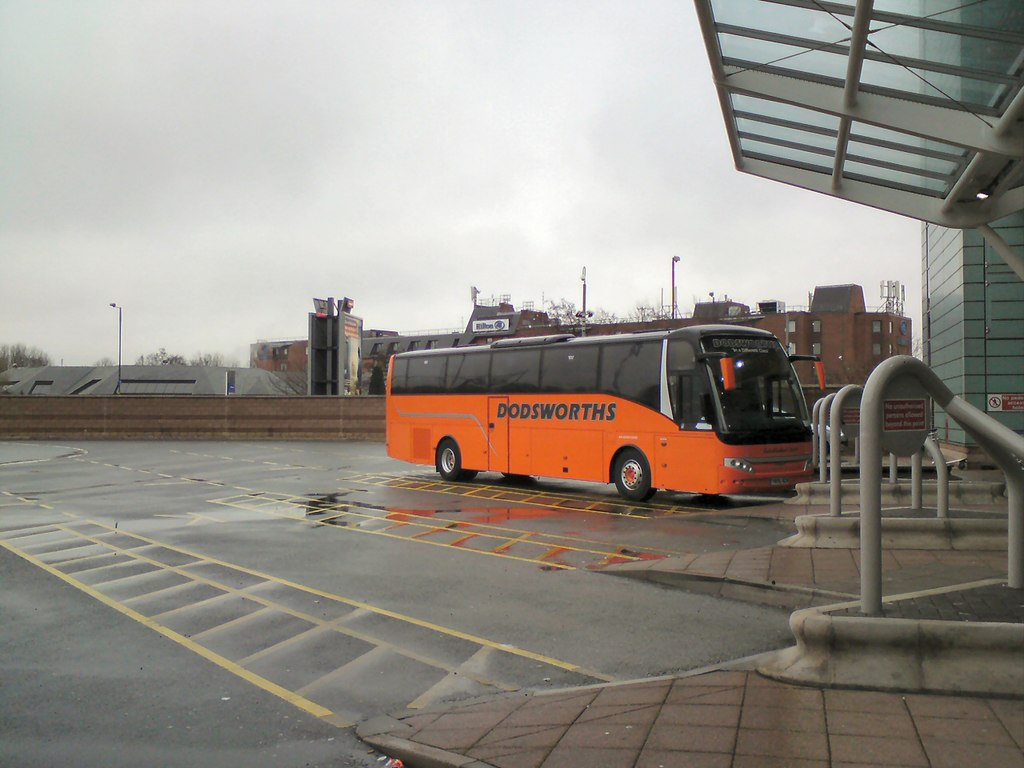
879, 374, 930, 457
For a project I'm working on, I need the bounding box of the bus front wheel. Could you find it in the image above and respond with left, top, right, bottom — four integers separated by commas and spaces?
613, 449, 655, 502
436, 439, 477, 482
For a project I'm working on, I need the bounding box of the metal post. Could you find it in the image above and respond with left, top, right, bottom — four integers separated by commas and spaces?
860, 371, 884, 616
1008, 476, 1023, 589
819, 393, 836, 483
889, 453, 898, 484
923, 436, 949, 519
109, 303, 122, 394
911, 449, 923, 511
811, 398, 824, 469
829, 385, 862, 517
671, 255, 680, 319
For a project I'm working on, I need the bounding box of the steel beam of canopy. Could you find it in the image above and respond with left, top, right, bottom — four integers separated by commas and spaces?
693, 0, 1024, 230
978, 224, 1024, 282
743, 157, 1024, 228
720, 68, 1021, 158
832, 0, 873, 190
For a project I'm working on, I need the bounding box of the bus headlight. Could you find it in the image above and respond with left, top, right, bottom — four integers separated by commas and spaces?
724, 458, 754, 473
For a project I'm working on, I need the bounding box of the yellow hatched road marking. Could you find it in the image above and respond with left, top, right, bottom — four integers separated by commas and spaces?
210, 494, 577, 570
349, 472, 709, 518
5, 516, 613, 684
209, 492, 684, 566
0, 536, 335, 721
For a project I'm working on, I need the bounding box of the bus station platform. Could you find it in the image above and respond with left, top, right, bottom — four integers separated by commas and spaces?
358, 494, 1024, 768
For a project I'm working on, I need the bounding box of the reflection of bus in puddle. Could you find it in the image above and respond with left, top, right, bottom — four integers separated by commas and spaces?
311, 503, 670, 570
387, 326, 820, 501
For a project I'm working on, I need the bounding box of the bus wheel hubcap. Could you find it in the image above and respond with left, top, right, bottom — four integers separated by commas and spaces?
623, 461, 641, 488
442, 449, 455, 472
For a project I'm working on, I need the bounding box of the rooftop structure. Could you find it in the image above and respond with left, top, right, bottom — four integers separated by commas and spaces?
0, 366, 292, 396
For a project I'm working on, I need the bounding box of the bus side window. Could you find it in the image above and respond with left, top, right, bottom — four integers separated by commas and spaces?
541, 345, 599, 393
676, 371, 714, 430
600, 341, 661, 409
491, 349, 541, 393
405, 356, 447, 394
446, 352, 491, 393
391, 357, 410, 394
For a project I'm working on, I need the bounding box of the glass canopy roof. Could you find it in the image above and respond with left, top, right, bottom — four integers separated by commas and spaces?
694, 0, 1024, 227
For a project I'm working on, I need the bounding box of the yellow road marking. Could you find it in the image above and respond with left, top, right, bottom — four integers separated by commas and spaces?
0, 536, 335, 722
210, 492, 686, 567
360, 472, 709, 517
210, 495, 579, 570
15, 516, 614, 683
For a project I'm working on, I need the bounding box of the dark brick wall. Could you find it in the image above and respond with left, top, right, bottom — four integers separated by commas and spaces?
0, 396, 386, 440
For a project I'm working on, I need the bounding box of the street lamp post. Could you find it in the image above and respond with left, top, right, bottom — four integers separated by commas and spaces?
575, 267, 593, 337
109, 303, 122, 394
671, 255, 681, 319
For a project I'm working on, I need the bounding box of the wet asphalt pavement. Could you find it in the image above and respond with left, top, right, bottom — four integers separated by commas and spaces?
1, 441, 797, 767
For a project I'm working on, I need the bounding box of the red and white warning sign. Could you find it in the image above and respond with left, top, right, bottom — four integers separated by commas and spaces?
883, 398, 928, 431
988, 394, 1024, 412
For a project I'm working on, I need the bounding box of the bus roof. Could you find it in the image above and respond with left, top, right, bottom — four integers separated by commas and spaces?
393, 324, 780, 360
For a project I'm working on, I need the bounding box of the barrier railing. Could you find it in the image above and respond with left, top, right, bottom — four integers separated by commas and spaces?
858, 356, 1023, 614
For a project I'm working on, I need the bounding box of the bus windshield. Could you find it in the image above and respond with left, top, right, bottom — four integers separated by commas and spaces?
699, 335, 810, 444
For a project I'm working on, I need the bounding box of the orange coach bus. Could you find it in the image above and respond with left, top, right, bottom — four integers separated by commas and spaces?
386, 325, 821, 501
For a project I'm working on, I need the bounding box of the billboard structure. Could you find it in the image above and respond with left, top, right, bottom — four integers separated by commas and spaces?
308, 297, 362, 396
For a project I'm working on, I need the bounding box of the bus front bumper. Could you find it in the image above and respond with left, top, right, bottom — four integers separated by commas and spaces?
719, 455, 811, 492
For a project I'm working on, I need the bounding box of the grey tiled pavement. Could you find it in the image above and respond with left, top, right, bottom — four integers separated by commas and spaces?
359, 496, 1024, 768
362, 670, 1023, 768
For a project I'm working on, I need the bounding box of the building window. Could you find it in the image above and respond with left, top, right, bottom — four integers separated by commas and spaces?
873, 343, 882, 355
426, 340, 436, 350
787, 320, 796, 333
812, 342, 821, 355
787, 342, 796, 354
889, 321, 894, 334
370, 343, 382, 355
407, 341, 419, 351
872, 320, 881, 333
811, 320, 821, 333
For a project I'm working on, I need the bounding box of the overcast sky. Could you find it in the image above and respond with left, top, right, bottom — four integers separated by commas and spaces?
1, 0, 921, 367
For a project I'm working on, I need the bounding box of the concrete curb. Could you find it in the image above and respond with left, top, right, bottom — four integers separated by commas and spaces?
779, 513, 1008, 550
358, 715, 496, 768
757, 582, 1024, 698
789, 479, 1007, 505
600, 560, 855, 609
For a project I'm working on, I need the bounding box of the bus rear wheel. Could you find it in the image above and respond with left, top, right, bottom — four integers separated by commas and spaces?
613, 449, 655, 502
436, 439, 477, 482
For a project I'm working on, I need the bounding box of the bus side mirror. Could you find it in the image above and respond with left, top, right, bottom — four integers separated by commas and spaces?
721, 358, 737, 391
815, 361, 826, 391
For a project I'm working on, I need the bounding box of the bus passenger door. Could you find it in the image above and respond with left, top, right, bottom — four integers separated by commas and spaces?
488, 397, 510, 473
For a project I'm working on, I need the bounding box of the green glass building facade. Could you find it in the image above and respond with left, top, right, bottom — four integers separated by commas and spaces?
923, 213, 1024, 447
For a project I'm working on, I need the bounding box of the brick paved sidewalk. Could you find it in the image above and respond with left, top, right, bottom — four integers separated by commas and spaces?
611, 541, 1009, 607
360, 670, 1024, 768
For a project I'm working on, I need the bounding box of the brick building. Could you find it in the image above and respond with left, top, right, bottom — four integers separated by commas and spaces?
754, 284, 912, 387
250, 339, 308, 374
360, 284, 912, 390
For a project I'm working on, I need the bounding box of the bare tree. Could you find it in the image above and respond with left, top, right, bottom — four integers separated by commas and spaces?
135, 348, 187, 365
545, 298, 579, 326
189, 352, 226, 367
0, 343, 51, 371
626, 301, 670, 323
591, 308, 621, 325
